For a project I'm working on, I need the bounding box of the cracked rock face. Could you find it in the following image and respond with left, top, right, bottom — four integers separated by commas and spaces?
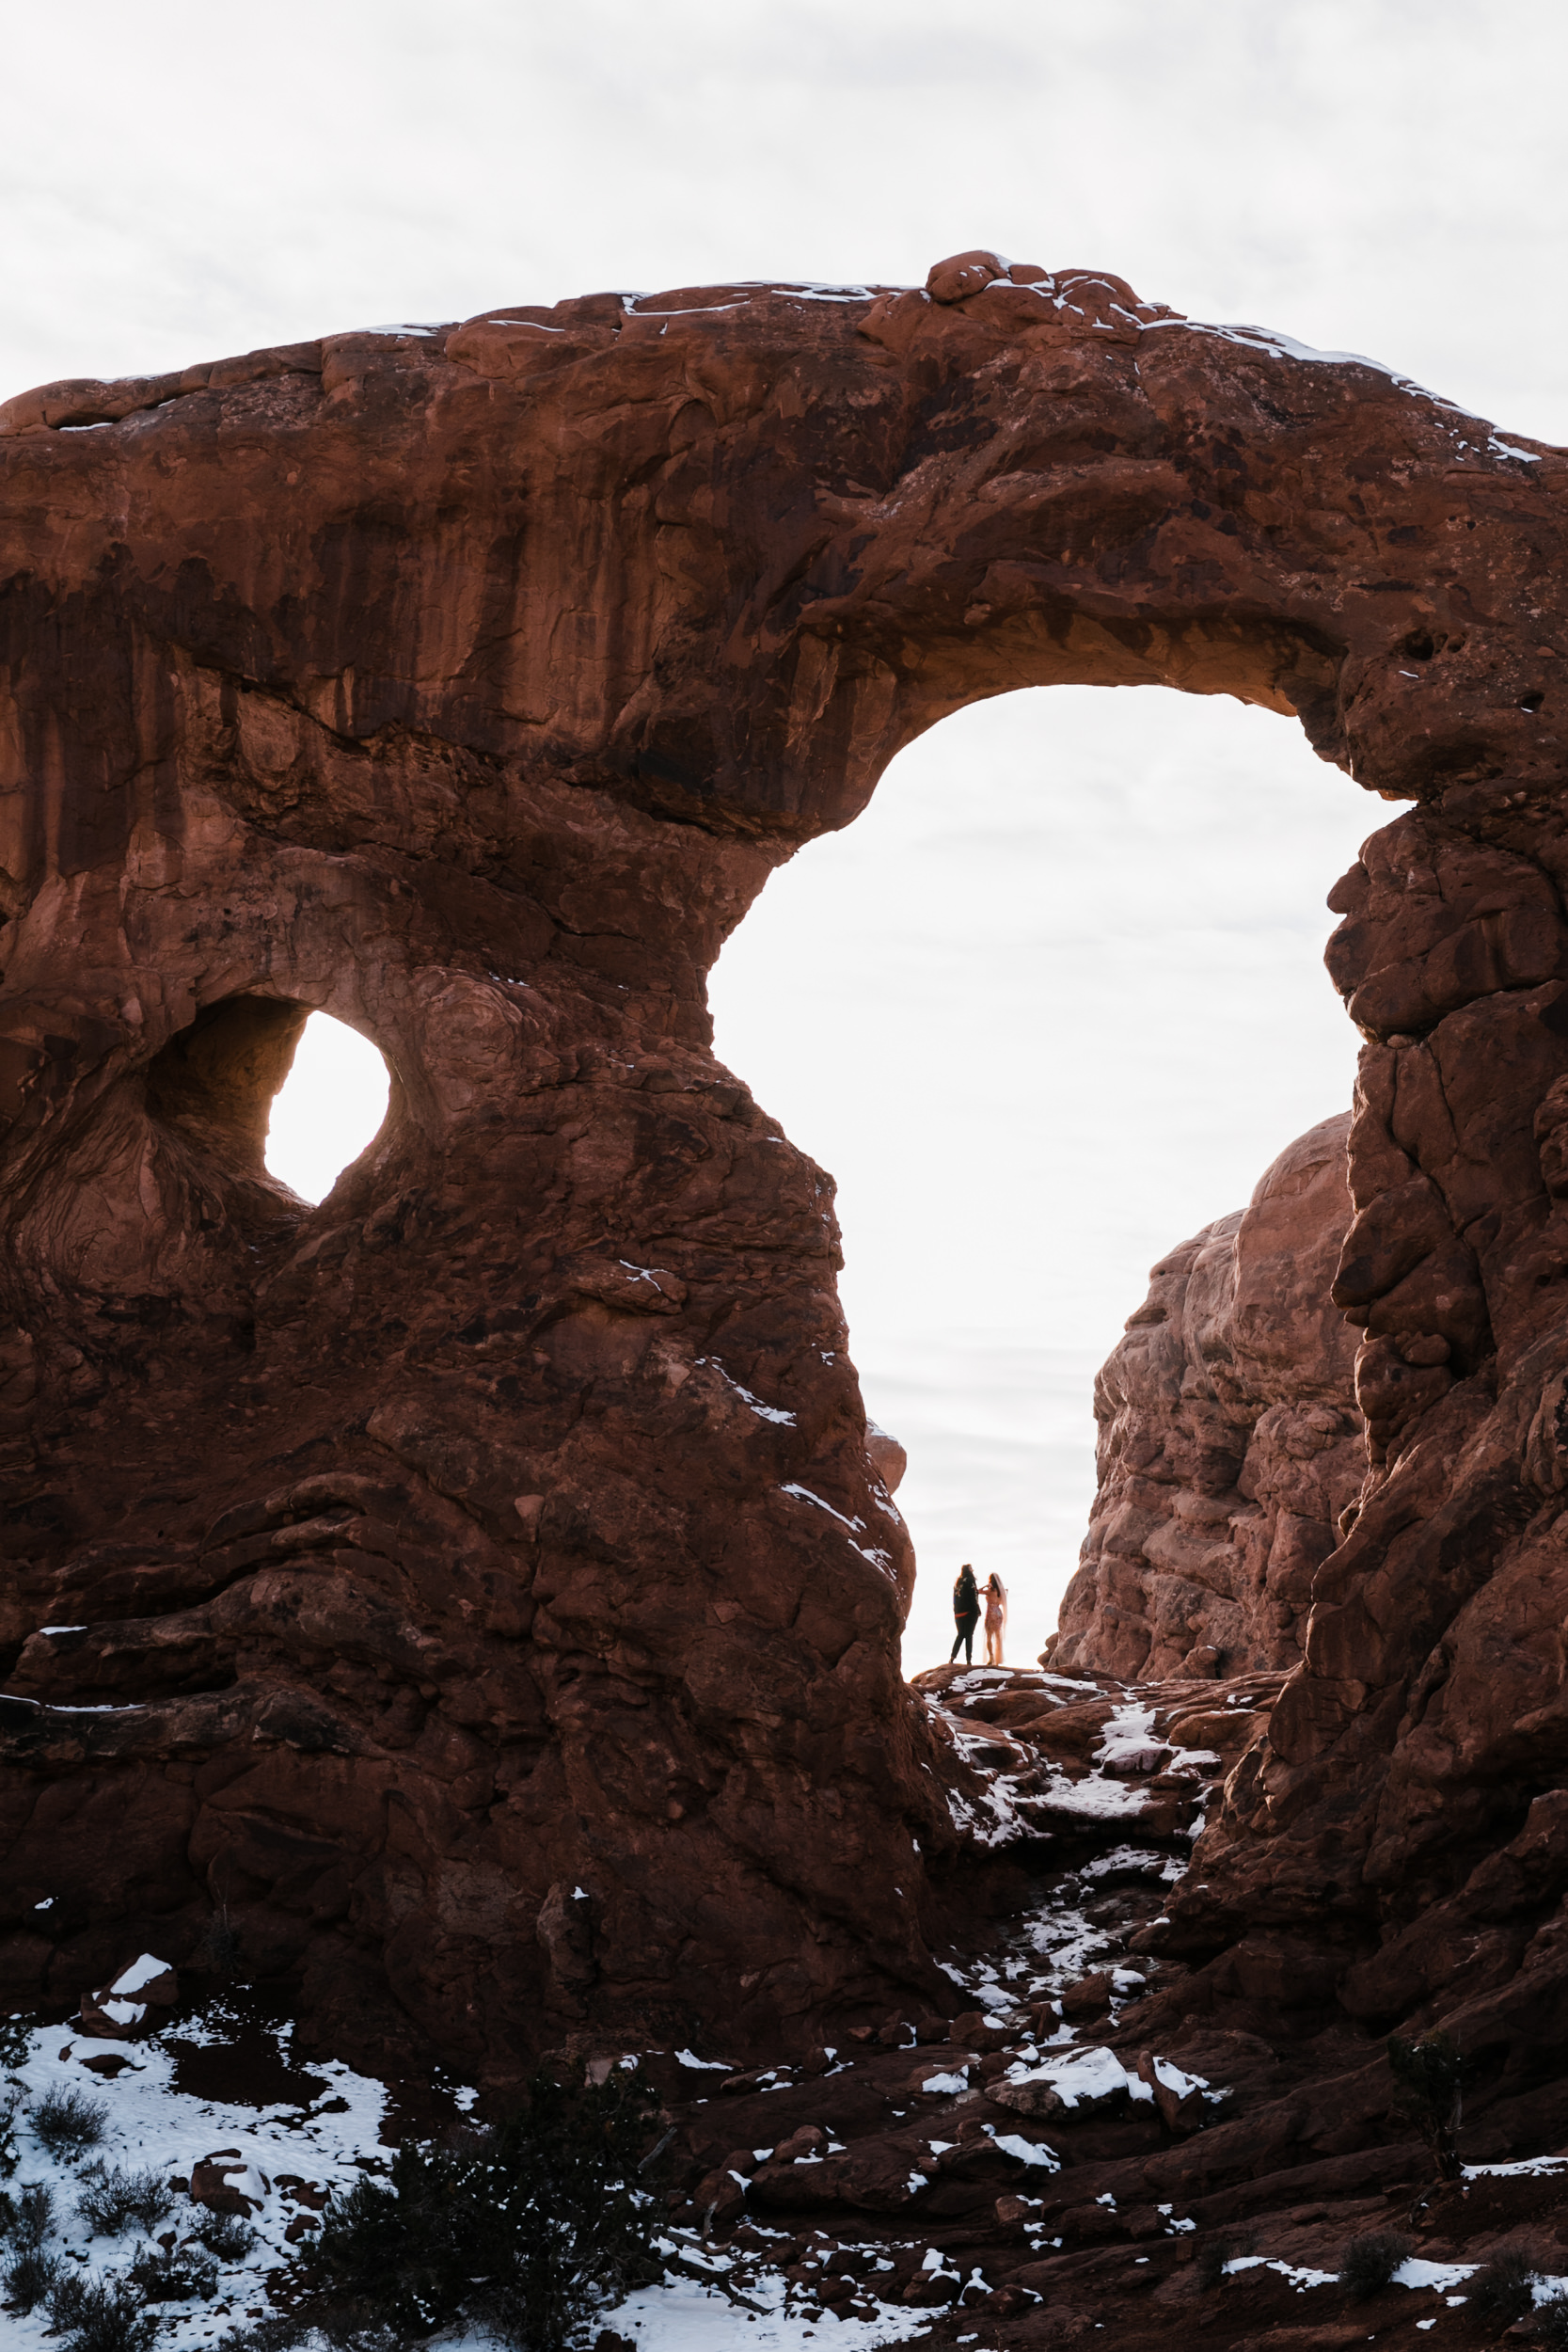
5, 248, 1568, 2081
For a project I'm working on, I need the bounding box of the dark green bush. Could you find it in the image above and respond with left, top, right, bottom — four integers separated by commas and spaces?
128, 2239, 220, 2300
48, 2269, 158, 2352
308, 2067, 662, 2350
1338, 2230, 1413, 2301
1469, 2246, 1539, 2327
77, 2165, 174, 2237
32, 2086, 108, 2158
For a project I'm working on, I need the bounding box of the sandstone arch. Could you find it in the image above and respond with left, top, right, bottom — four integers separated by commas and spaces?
3, 252, 1567, 2078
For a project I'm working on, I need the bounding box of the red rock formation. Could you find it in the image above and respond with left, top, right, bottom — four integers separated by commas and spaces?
1054, 1114, 1363, 1681
1174, 795, 1568, 2029
5, 246, 1568, 2089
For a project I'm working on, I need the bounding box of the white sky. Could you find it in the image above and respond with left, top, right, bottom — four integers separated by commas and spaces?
710, 691, 1372, 1670
266, 1019, 388, 1208
11, 0, 1560, 1668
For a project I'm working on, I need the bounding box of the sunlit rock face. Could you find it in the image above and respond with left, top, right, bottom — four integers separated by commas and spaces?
4, 248, 1568, 2083
1055, 1114, 1363, 1682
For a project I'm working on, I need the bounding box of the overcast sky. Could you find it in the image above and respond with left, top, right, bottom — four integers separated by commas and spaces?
10, 0, 1560, 1668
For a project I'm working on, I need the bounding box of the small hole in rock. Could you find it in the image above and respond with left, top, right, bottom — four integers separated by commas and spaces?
1521, 690, 1545, 713
264, 1013, 389, 1203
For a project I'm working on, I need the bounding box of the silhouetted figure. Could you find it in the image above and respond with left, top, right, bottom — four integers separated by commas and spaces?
984, 1571, 1008, 1666
950, 1563, 980, 1663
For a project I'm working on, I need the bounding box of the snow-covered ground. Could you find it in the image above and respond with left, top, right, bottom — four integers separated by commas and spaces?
603, 2262, 934, 2347
8, 1959, 1568, 2348
4, 2003, 395, 2350
0, 2003, 972, 2350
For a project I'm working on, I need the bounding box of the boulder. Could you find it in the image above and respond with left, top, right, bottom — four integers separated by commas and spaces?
987, 2075, 1067, 2122
79, 1953, 179, 2038
190, 2151, 271, 2216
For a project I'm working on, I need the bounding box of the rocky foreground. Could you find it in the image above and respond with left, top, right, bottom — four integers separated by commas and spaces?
640, 1664, 1568, 2348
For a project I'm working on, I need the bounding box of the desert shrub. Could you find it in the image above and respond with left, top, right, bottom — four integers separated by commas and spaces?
209, 2325, 309, 2352
32, 2086, 107, 2158
48, 2268, 158, 2352
3, 2241, 60, 2312
307, 2066, 661, 2350
1, 2178, 58, 2307
10, 2181, 55, 2247
194, 2206, 256, 2261
128, 2238, 220, 2300
1338, 2230, 1414, 2301
1468, 2246, 1539, 2327
199, 1900, 245, 1976
77, 2164, 175, 2237
1387, 2029, 1471, 2182
0, 2012, 32, 2076
1196, 2234, 1238, 2290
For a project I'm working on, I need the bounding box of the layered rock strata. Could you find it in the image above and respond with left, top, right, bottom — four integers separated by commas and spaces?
4, 247, 1568, 2081
1053, 1113, 1364, 1681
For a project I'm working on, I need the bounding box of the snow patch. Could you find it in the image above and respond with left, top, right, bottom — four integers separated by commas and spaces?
108, 1953, 172, 1996
701, 1357, 798, 1425
1465, 2153, 1568, 2177
1395, 2258, 1477, 2293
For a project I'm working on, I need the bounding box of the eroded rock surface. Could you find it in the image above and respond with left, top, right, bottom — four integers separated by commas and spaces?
5, 248, 1568, 2094
1055, 1114, 1363, 1681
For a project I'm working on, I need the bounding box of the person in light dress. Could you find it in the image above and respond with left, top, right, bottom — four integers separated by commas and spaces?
983, 1572, 1007, 1666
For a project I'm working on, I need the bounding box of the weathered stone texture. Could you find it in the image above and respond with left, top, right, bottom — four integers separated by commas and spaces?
5, 246, 1568, 2085
1054, 1114, 1363, 1681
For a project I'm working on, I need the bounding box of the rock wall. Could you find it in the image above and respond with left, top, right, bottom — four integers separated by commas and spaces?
1176, 796, 1568, 2026
1053, 1114, 1363, 1682
5, 246, 1568, 2079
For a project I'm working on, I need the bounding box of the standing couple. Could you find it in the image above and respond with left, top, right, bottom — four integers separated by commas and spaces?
950, 1563, 1006, 1665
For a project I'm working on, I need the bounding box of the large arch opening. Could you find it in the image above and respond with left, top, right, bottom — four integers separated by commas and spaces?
709, 683, 1379, 1675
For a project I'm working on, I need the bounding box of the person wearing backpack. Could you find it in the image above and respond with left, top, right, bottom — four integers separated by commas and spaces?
950, 1563, 981, 1664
